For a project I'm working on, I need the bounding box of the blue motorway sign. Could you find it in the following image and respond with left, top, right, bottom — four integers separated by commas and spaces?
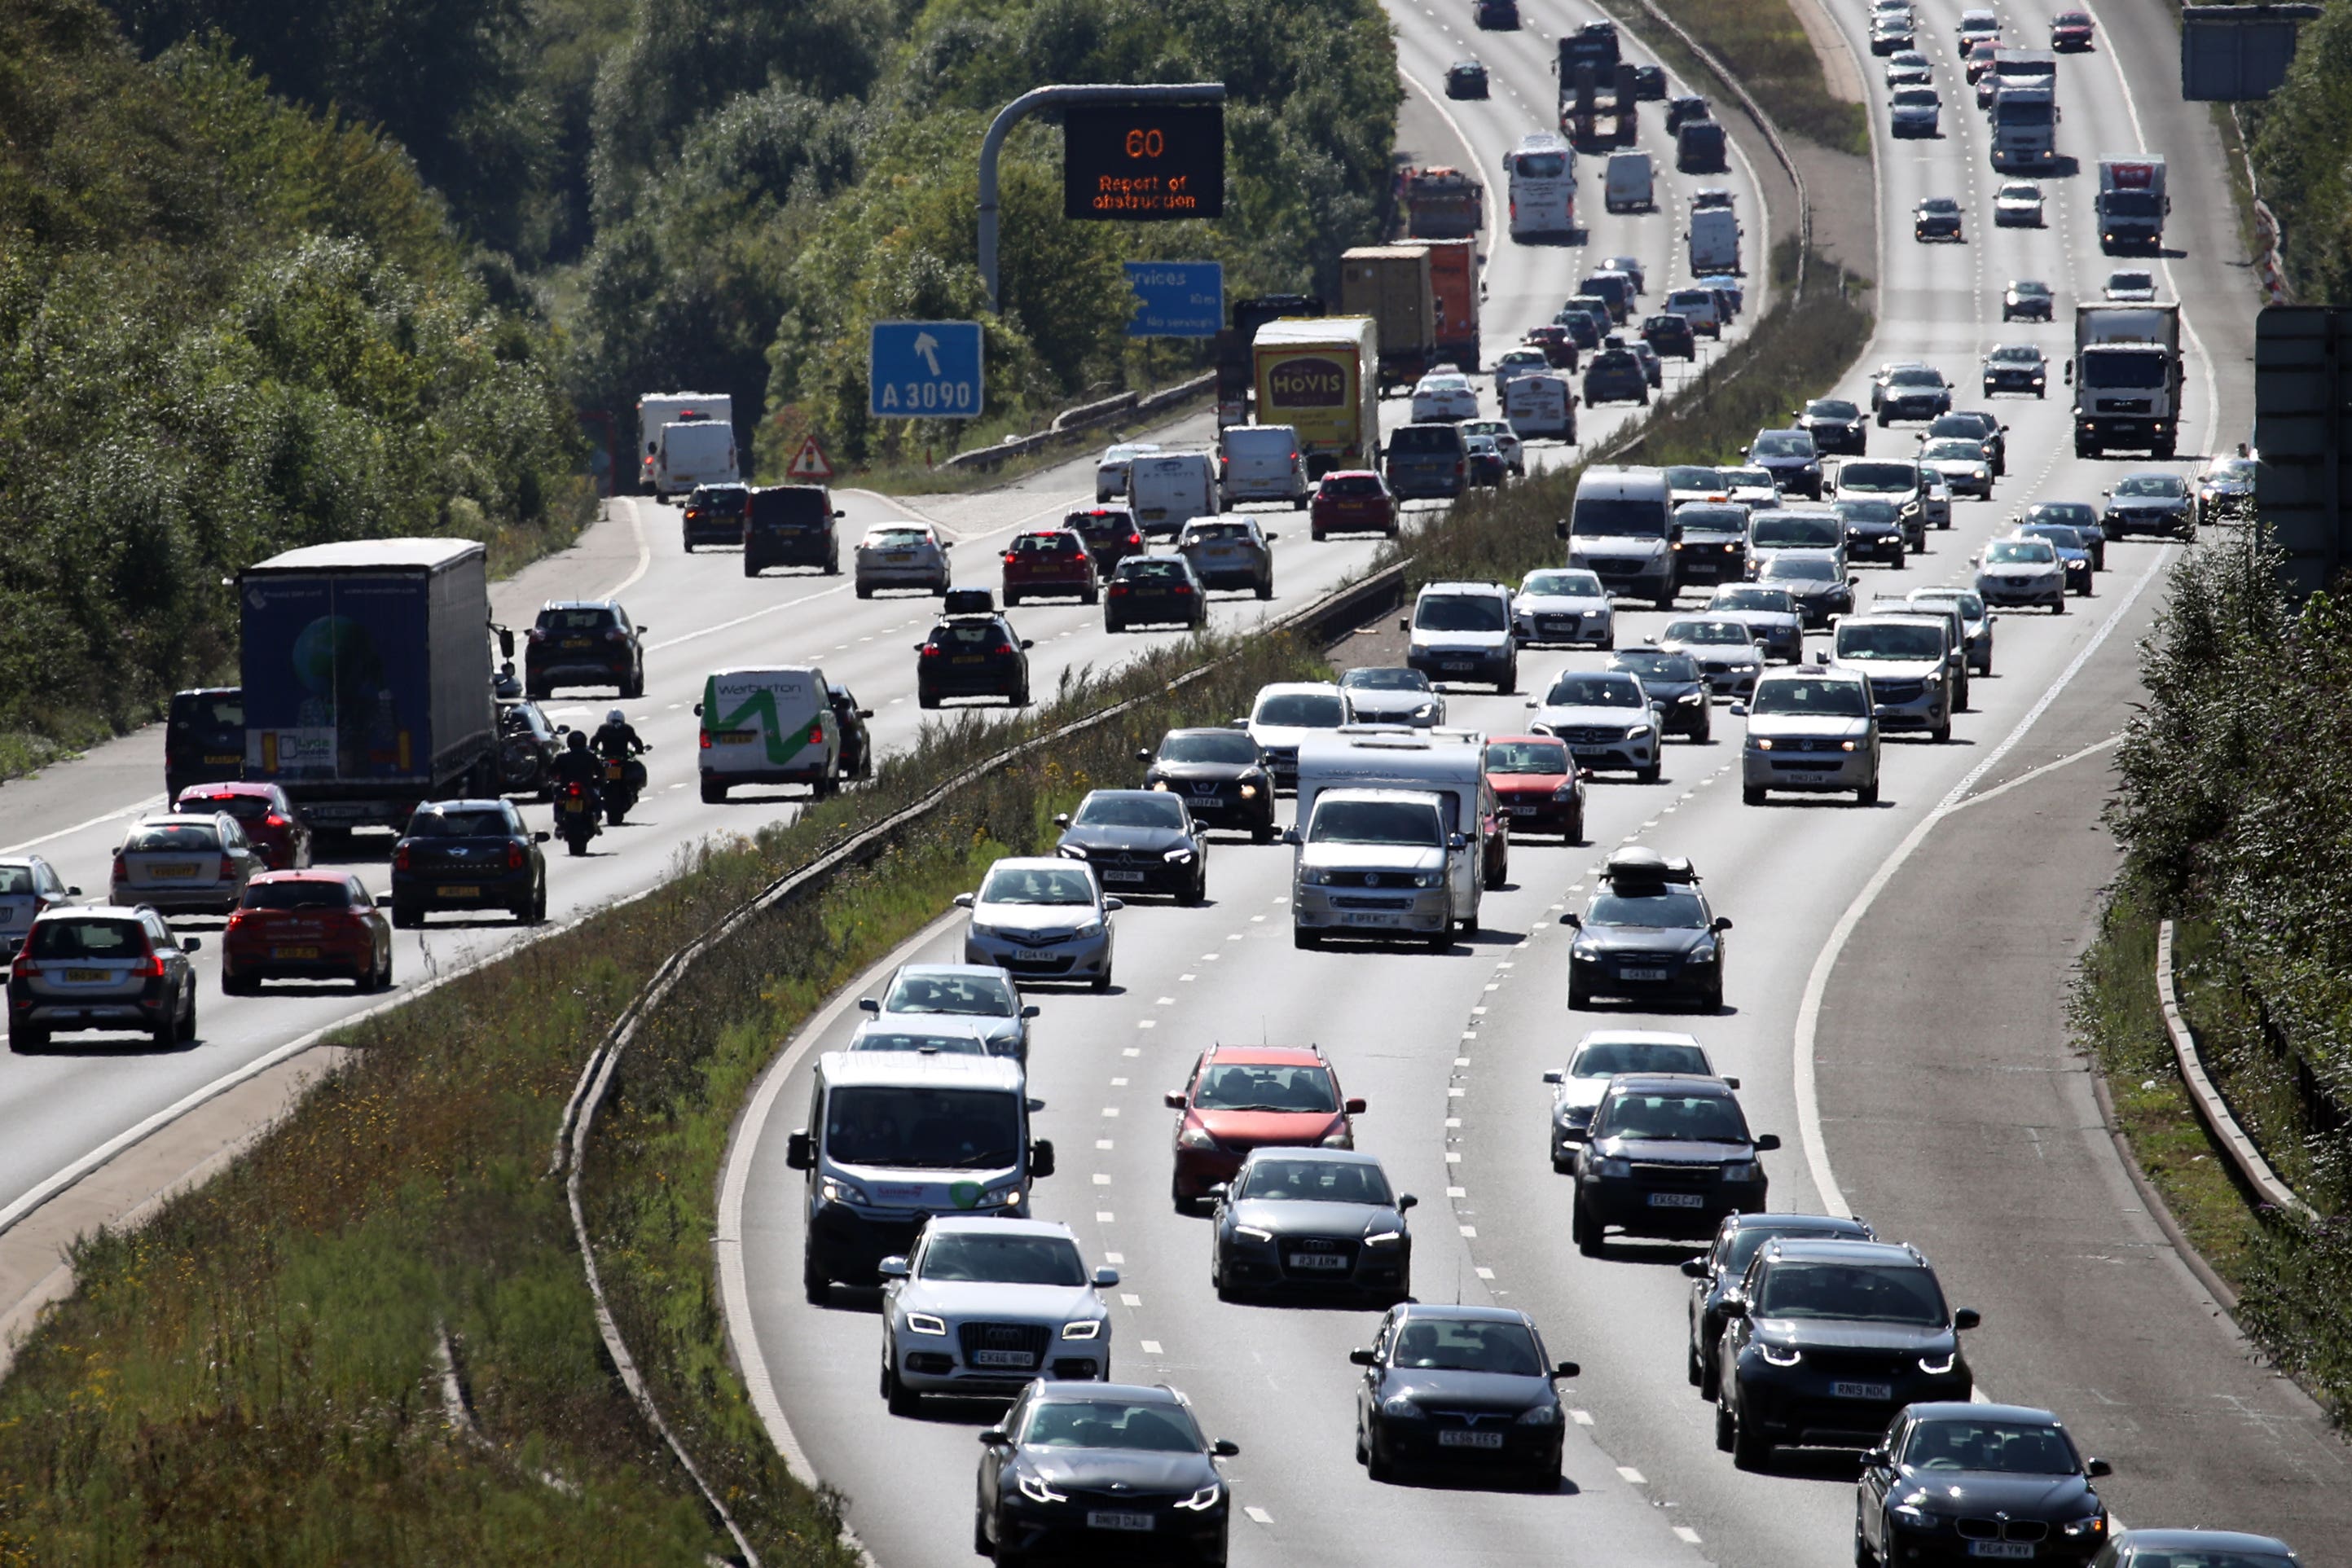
1123, 261, 1224, 339
869, 320, 985, 419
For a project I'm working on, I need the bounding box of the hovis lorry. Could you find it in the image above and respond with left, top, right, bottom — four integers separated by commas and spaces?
240, 539, 499, 833
2096, 157, 2168, 251
1253, 317, 1380, 478
1340, 247, 1439, 391
635, 392, 733, 494
2069, 302, 2183, 458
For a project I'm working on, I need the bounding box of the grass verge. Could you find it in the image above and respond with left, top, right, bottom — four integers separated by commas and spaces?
1598, 0, 1869, 156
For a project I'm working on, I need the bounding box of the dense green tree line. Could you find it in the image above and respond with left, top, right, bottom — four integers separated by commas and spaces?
2253, 0, 2352, 301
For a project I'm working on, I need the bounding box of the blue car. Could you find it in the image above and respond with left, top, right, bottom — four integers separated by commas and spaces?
1583, 347, 1651, 406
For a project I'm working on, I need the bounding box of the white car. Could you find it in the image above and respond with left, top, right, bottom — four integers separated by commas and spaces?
1096, 441, 1161, 502
0, 855, 80, 957
1889, 85, 1941, 137
1339, 665, 1447, 727
1512, 567, 1616, 648
1908, 586, 1994, 675
1919, 436, 1994, 499
1974, 537, 2068, 612
1524, 668, 1663, 782
1921, 467, 1954, 527
846, 1017, 995, 1056
1242, 680, 1348, 788
1409, 373, 1480, 423
858, 961, 1036, 1061
1994, 182, 2045, 226
1885, 50, 1932, 86
1492, 349, 1550, 399
1720, 466, 1780, 508
2103, 269, 2158, 301
1656, 617, 1766, 696
1703, 585, 1806, 662
956, 856, 1119, 989
1460, 419, 1526, 477
1543, 1030, 1721, 1165
853, 524, 952, 597
1736, 665, 1881, 806
877, 1218, 1117, 1409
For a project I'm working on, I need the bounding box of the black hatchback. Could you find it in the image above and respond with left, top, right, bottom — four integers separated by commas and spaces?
1796, 397, 1867, 455
977, 1382, 1237, 1566
1053, 789, 1208, 903
1352, 1303, 1578, 1488
1564, 852, 1733, 1010
525, 601, 646, 699
681, 481, 751, 550
1106, 554, 1207, 631
1138, 729, 1277, 842
1571, 1074, 1776, 1254
916, 613, 1032, 708
389, 799, 549, 927
1642, 313, 1699, 360
1445, 59, 1490, 98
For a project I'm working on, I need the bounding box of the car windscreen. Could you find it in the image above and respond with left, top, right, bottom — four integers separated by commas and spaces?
1238, 1157, 1392, 1204
1073, 794, 1186, 829
884, 972, 1017, 1018
1158, 731, 1258, 766
2115, 475, 2183, 497
1415, 595, 1507, 632
1663, 621, 1748, 646
1614, 652, 1699, 682
851, 1029, 987, 1056
1021, 1400, 1203, 1453
405, 810, 513, 838
1988, 347, 2041, 364
1255, 693, 1345, 727
1995, 99, 2053, 124
125, 824, 222, 854
1751, 433, 1813, 459
1342, 668, 1429, 691
1840, 463, 1918, 494
1901, 1418, 2082, 1475
1598, 1090, 1748, 1142
824, 1086, 1020, 1171
1752, 516, 1844, 548
1675, 507, 1748, 535
920, 1232, 1085, 1285
1711, 588, 1792, 613
1585, 887, 1708, 927
1805, 400, 1860, 419
240, 881, 352, 911
1308, 798, 1442, 847
1664, 467, 1724, 492
1486, 740, 1570, 775
1922, 440, 1984, 461
690, 488, 748, 514
27, 919, 147, 960
1836, 622, 1944, 660
1985, 540, 2054, 564
978, 866, 1097, 905
1572, 498, 1668, 538
1389, 1320, 1541, 1376
1546, 674, 1644, 707
1836, 500, 1900, 525
1570, 1040, 1708, 1077
1888, 367, 1945, 386
1522, 570, 1603, 596
1752, 679, 1869, 717
1195, 1064, 1339, 1113
1754, 1263, 1947, 1324
2024, 504, 2097, 528
1512, 152, 1567, 178
1763, 556, 1838, 582
1914, 592, 1985, 619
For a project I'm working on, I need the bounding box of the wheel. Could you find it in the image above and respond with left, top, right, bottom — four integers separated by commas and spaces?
2052, 598, 2067, 615
1930, 721, 1951, 743
1638, 764, 1661, 784
1497, 662, 1517, 696
1252, 821, 1276, 845
1890, 547, 1905, 568
1422, 931, 1449, 953
1003, 589, 1020, 607
1715, 1395, 1737, 1452
1172, 1175, 1198, 1214
743, 557, 760, 578
1702, 981, 1723, 1012
1311, 528, 1326, 542
1572, 1199, 1602, 1256
1365, 1425, 1396, 1482
566, 834, 587, 857
884, 1355, 919, 1416
1180, 871, 1206, 907
1091, 969, 1110, 993
222, 969, 257, 996
393, 905, 421, 929
802, 1248, 829, 1305
918, 692, 939, 710
1255, 580, 1273, 601
1484, 850, 1508, 891
975, 1504, 992, 1558
530, 885, 547, 925
701, 778, 726, 803
625, 673, 644, 700
1569, 978, 1590, 1008
379, 946, 395, 989
1699, 1342, 1721, 1401
855, 582, 873, 600
825, 554, 841, 577
1082, 586, 1099, 606
1106, 617, 1123, 634
1857, 1525, 1880, 1567
682, 538, 694, 554
1731, 1404, 1768, 1469
605, 802, 626, 826
1858, 780, 1880, 806
1012, 682, 1031, 709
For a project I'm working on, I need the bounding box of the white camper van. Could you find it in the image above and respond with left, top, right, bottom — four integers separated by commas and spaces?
1292, 727, 1499, 937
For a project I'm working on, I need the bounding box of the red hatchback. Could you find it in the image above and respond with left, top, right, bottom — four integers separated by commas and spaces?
1062, 507, 1145, 573
222, 871, 393, 993
2050, 8, 2094, 48
1523, 324, 1579, 370
1484, 735, 1589, 841
1309, 472, 1399, 541
174, 782, 313, 871
1163, 1043, 1365, 1208
1001, 529, 1100, 605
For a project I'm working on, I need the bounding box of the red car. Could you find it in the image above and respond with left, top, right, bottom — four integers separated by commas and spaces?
1309, 471, 1399, 541
1001, 528, 1099, 606
221, 870, 393, 993
1163, 1043, 1364, 1209
1062, 507, 1145, 573
1484, 734, 1589, 841
2051, 9, 2094, 48
1523, 324, 1579, 370
174, 781, 313, 871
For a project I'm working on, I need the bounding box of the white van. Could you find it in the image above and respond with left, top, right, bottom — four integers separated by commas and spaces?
785, 1050, 1053, 1299
1218, 424, 1310, 508
636, 392, 732, 493
1128, 451, 1219, 537
1294, 727, 1498, 933
1688, 208, 1743, 275
1604, 152, 1655, 213
695, 665, 837, 802
1505, 373, 1576, 441
655, 419, 739, 499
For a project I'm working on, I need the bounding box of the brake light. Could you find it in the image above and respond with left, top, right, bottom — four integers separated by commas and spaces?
142, 949, 168, 980
218, 854, 235, 880
604, 629, 626, 642
526, 627, 547, 643
921, 643, 942, 659
1126, 534, 1141, 548
701, 730, 714, 749
10, 952, 33, 982
1004, 551, 1018, 566
112, 853, 127, 884
1173, 584, 1193, 595
1110, 583, 1129, 595
264, 814, 288, 829
807, 719, 825, 745
507, 842, 525, 871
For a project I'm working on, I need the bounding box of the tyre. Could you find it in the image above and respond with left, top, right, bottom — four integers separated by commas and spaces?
1311, 528, 1326, 542
1858, 780, 1880, 806
1702, 981, 1724, 1012
1082, 586, 1099, 606
1572, 1199, 1602, 1256
855, 582, 873, 600
1497, 661, 1516, 696
8, 1021, 48, 1052
883, 1356, 919, 1416
1699, 1343, 1721, 1402
380, 946, 395, 989
975, 1504, 992, 1558
701, 778, 727, 803
1715, 1396, 1737, 1452
825, 554, 841, 577
918, 691, 940, 710
1569, 978, 1591, 1008
1731, 1404, 1768, 1469
152, 989, 180, 1049
1003, 589, 1021, 607
2052, 598, 2067, 615
1638, 764, 1661, 784
393, 905, 422, 929
1930, 721, 1952, 743
222, 969, 257, 996
1857, 1526, 1880, 1568
1365, 1425, 1396, 1482
1252, 821, 1276, 845
802, 1248, 829, 1306
1106, 616, 1123, 634
1255, 579, 1273, 601
742, 558, 759, 578
1091, 968, 1110, 993
1484, 850, 1507, 891
1890, 547, 1905, 569
1293, 927, 1321, 951
1180, 871, 1206, 907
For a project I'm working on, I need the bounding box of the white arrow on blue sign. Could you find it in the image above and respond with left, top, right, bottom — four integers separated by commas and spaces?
869, 320, 986, 419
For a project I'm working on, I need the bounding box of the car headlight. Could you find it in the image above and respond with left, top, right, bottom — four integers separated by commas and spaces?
1891, 1502, 1938, 1528
1060, 1319, 1103, 1341
1174, 1482, 1224, 1513
968, 922, 1005, 942
1557, 1104, 1594, 1128
1413, 872, 1440, 889
1321, 1127, 1356, 1149
1057, 845, 1089, 860
1515, 1404, 1560, 1426
820, 1177, 870, 1206
906, 1312, 948, 1337
1018, 1474, 1068, 1505
1918, 1350, 1959, 1375
1572, 945, 1600, 963
974, 1184, 1020, 1209
1238, 783, 1259, 800
1075, 917, 1103, 934
1551, 781, 1580, 801
1624, 724, 1652, 740
1163, 848, 1195, 863
1677, 692, 1703, 705
2060, 1513, 2108, 1539
1591, 1156, 1631, 1178
1411, 703, 1436, 721
1363, 1228, 1405, 1246
1382, 1395, 1427, 1418
1233, 1225, 1274, 1243
1687, 943, 1717, 964
1840, 739, 1857, 752
1150, 780, 1172, 792
1752, 736, 1774, 751
1177, 1124, 1220, 1150
1299, 867, 1330, 887
1720, 1160, 1760, 1181
1757, 1342, 1803, 1367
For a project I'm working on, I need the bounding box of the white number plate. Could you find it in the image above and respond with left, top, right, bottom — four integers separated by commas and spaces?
1013, 949, 1058, 964
1967, 1544, 2034, 1561
970, 1349, 1035, 1368
1831, 1381, 1893, 1401
1441, 661, 1475, 672
1339, 912, 1403, 926
147, 864, 200, 879
1088, 1511, 1155, 1532
1101, 871, 1145, 883
1648, 1192, 1707, 1208
1437, 1430, 1506, 1449
1509, 806, 1539, 817
1619, 966, 1670, 982
1286, 1252, 1350, 1271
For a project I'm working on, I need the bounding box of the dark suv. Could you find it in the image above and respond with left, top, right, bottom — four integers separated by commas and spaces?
1384, 424, 1469, 501
681, 481, 751, 550
1570, 1074, 1776, 1254
1714, 1237, 1979, 1467
525, 601, 646, 698
1681, 1211, 1874, 1396
165, 687, 245, 800
916, 613, 1032, 709
743, 484, 842, 576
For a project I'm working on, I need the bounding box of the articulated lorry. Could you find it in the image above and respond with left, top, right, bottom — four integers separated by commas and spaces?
2096, 157, 2169, 251
239, 538, 499, 833
1253, 317, 1380, 479
2070, 302, 2183, 459
1558, 23, 1638, 151
1341, 246, 1440, 392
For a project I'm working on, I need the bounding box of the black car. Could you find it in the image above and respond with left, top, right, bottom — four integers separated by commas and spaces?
1981, 344, 2049, 397
1211, 1149, 1414, 1304
1352, 1303, 1577, 1488
1642, 313, 1698, 360
1106, 554, 1208, 631
1666, 94, 1710, 134
1858, 1403, 2113, 1567
1681, 1212, 1874, 1396
165, 687, 244, 800
1445, 59, 1489, 98
1569, 1074, 1775, 1254
1055, 788, 1208, 903
1555, 307, 1604, 352
742, 483, 842, 577
1564, 847, 1731, 1009
680, 481, 750, 550
976, 1382, 1238, 1567
495, 698, 565, 798
2020, 501, 2106, 569
826, 683, 874, 781
1874, 367, 1953, 425
1607, 649, 1711, 740
1715, 1237, 1979, 1467
1475, 0, 1518, 27
1915, 197, 1963, 242
1065, 505, 1146, 573
1930, 410, 2009, 477
916, 612, 1032, 709
1632, 62, 1667, 99
525, 600, 647, 699
1833, 499, 1909, 565
1672, 503, 1752, 586
389, 798, 549, 928
2002, 278, 2055, 322
1138, 729, 1277, 843
1748, 429, 1824, 499
1796, 397, 1868, 456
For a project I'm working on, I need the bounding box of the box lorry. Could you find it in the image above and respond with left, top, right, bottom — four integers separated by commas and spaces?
1400, 166, 1485, 239
1989, 81, 2059, 168
2069, 302, 2183, 458
653, 416, 739, 501
1423, 238, 1482, 373
1253, 317, 1380, 478
2096, 157, 2169, 251
1340, 247, 1439, 392
239, 538, 498, 833
1216, 294, 1322, 428
635, 392, 732, 494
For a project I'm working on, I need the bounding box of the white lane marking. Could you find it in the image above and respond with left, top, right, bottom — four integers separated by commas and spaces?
1475, 1266, 1496, 1280
1459, 1224, 1477, 1236
600, 499, 653, 599
1136, 1019, 1156, 1030
1446, 1151, 1462, 1162
1245, 1506, 1275, 1526
1121, 1293, 1142, 1307
1141, 1339, 1163, 1354
1097, 1140, 1114, 1150
1792, 542, 2177, 1215
1570, 1408, 1595, 1426
1101, 1106, 1120, 1117
1674, 1526, 1704, 1545
1618, 1466, 1646, 1485
1946, 735, 2123, 815
1097, 1210, 1116, 1222
1103, 1251, 1124, 1264
1110, 1076, 1128, 1086
1092, 1174, 1112, 1185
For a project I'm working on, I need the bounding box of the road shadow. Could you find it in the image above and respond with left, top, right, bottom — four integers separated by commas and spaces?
1738, 1443, 1868, 1484
1586, 1238, 1708, 1269
10, 1030, 200, 1056
1375, 1465, 1584, 1496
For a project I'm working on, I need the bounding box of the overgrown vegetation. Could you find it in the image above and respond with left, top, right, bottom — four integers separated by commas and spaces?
1599, 0, 1869, 156
2252, 0, 2352, 301
0, 0, 590, 775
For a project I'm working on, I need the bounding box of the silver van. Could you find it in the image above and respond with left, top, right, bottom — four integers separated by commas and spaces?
1218, 425, 1310, 508
1562, 467, 1676, 608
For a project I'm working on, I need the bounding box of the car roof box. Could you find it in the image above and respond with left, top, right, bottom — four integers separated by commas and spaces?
1602, 845, 1696, 885
943, 588, 996, 617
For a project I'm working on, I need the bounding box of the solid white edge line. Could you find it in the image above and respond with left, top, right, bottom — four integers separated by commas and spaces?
599, 497, 653, 600
1392, 64, 1502, 240
1791, 540, 2176, 1219
1942, 733, 2122, 816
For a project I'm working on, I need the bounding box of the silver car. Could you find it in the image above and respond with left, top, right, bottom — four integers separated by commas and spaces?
958, 858, 1119, 990
1975, 537, 2068, 612
846, 1017, 996, 1056
1704, 585, 1805, 663
108, 812, 266, 916
877, 1217, 1117, 1410
1526, 670, 1663, 782
854, 525, 952, 597
1339, 666, 1447, 727
1735, 667, 1880, 805
5, 904, 200, 1050
1543, 1030, 1721, 1167
0, 855, 81, 956
1657, 617, 1766, 696
859, 962, 1036, 1061
1919, 437, 1994, 499
1907, 587, 1994, 676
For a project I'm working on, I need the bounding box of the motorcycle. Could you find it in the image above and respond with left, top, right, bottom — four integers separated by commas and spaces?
600, 747, 649, 825
556, 780, 600, 856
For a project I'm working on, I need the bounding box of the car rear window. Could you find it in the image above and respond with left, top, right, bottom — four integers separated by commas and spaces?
405, 808, 515, 838
934, 623, 1011, 649
1321, 476, 1383, 497
126, 824, 220, 853
539, 608, 617, 631
185, 793, 272, 822
242, 880, 355, 911
1118, 558, 1187, 581
170, 694, 243, 731
0, 867, 37, 895
1013, 533, 1080, 555
29, 918, 147, 960
1388, 427, 1462, 455
748, 487, 830, 525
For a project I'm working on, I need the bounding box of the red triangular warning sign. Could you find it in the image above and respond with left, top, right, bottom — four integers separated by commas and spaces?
787, 434, 834, 481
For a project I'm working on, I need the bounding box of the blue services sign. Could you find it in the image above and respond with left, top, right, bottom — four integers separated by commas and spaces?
1124, 261, 1224, 339
869, 320, 985, 418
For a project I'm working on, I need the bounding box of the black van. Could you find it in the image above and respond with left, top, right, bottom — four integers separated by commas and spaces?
1383, 424, 1470, 501
165, 687, 244, 800
743, 485, 843, 578
1676, 119, 1728, 174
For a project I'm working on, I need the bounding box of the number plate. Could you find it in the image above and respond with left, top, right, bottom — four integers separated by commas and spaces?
886, 552, 913, 562
272, 947, 320, 960
1509, 806, 1539, 817
1339, 912, 1403, 926
953, 655, 986, 665
969, 1349, 1035, 1369
1648, 1191, 1707, 1208
563, 639, 591, 648
1014, 949, 1057, 964
436, 885, 481, 898
148, 864, 200, 879
719, 731, 758, 745
1101, 871, 1146, 884
1088, 1511, 1155, 1532
204, 753, 240, 765
1967, 1545, 2034, 1561
1437, 1430, 1506, 1449
1619, 966, 1670, 982
64, 968, 109, 983
1441, 661, 1475, 673
1286, 1252, 1350, 1271
1831, 1381, 1893, 1401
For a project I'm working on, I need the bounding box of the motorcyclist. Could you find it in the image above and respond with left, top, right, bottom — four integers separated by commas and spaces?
550, 729, 603, 815
591, 709, 646, 762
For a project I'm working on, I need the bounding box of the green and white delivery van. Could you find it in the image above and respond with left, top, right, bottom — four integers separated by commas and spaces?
696, 665, 838, 802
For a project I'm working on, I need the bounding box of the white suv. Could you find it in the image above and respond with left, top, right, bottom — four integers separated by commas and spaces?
1734, 666, 1880, 806
877, 1218, 1116, 1411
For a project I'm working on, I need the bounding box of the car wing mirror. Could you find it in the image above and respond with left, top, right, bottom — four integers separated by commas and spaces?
1020, 639, 1035, 650
1021, 1004, 1040, 1019
1862, 1446, 1892, 1469
1712, 916, 1734, 932
1399, 617, 1412, 633
1093, 1265, 1122, 1288
1551, 1361, 1580, 1379
1680, 1258, 1708, 1278
180, 937, 202, 952
1345, 1096, 1367, 1114
953, 893, 975, 908
1953, 1307, 1981, 1330
534, 831, 552, 844
785, 1130, 815, 1170
1207, 1182, 1229, 1203
1163, 1090, 1188, 1109
1543, 1069, 1563, 1084
1053, 813, 1070, 828
1348, 1347, 1379, 1366
1561, 912, 1583, 929
1030, 1138, 1056, 1178
1136, 748, 1153, 762
2085, 1457, 2112, 1478
979, 1429, 1011, 1447
1720, 1298, 1748, 1318
858, 998, 881, 1014
1729, 701, 1748, 716
1753, 1133, 1782, 1152
858, 709, 874, 719
1280, 828, 1301, 845
1211, 1438, 1241, 1458
1103, 898, 1124, 911
1397, 1193, 1418, 1210
877, 1255, 909, 1280
1722, 1074, 1740, 1090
